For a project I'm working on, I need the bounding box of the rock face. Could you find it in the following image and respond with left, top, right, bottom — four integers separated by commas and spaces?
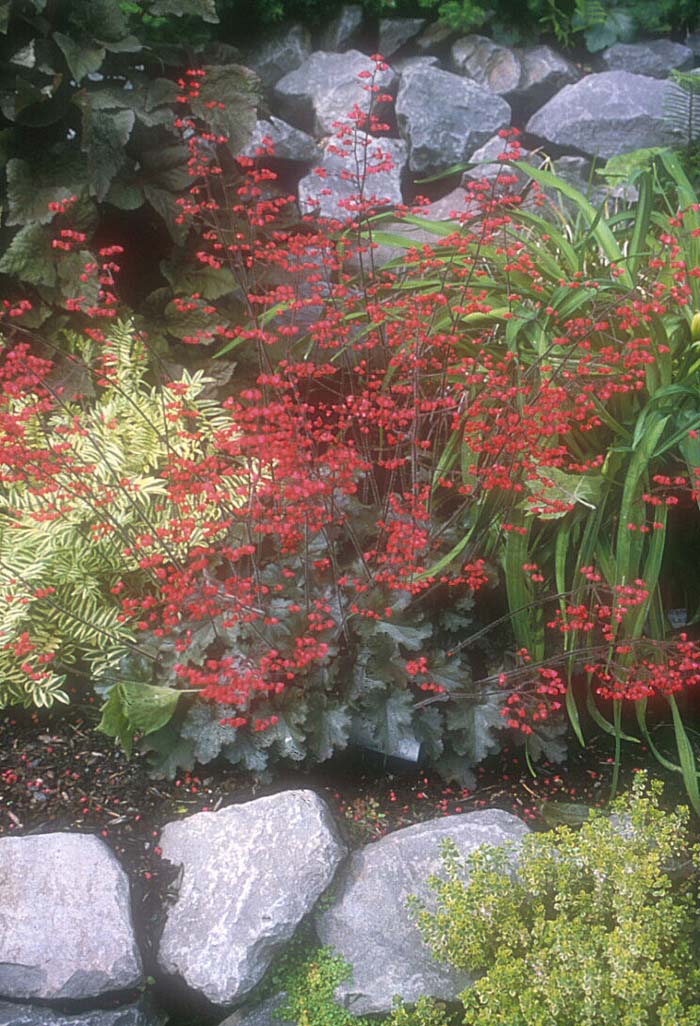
275, 51, 398, 136
242, 117, 320, 162
396, 65, 511, 174
0, 1000, 165, 1026
526, 71, 682, 158
514, 46, 580, 116
157, 791, 346, 1007
0, 834, 142, 1001
602, 39, 693, 78
451, 34, 522, 93
451, 37, 578, 117
378, 17, 426, 57
315, 809, 528, 1016
245, 24, 312, 89
299, 132, 406, 219
318, 4, 363, 52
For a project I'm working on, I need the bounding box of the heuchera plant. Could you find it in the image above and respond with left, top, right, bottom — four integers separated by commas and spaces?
2, 58, 700, 794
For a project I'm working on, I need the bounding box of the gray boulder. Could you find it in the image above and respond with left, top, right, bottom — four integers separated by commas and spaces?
451, 34, 522, 93
0, 834, 142, 1001
396, 65, 511, 174
157, 791, 346, 1007
392, 55, 441, 75
451, 37, 578, 117
315, 809, 528, 1016
526, 71, 682, 158
275, 51, 398, 136
602, 40, 693, 78
0, 1000, 165, 1026
318, 4, 363, 52
299, 132, 406, 220
514, 45, 579, 116
378, 18, 426, 57
245, 24, 312, 89
242, 117, 320, 162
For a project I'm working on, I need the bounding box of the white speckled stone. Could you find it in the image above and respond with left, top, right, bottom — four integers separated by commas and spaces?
157, 791, 346, 1006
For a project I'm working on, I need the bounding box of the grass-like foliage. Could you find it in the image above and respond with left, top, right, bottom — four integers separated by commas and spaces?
408, 774, 700, 1026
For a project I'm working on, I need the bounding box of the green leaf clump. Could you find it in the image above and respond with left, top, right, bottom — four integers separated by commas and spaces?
409, 775, 700, 1026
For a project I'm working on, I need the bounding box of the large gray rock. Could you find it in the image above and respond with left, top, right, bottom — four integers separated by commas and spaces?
299, 132, 406, 220
451, 34, 522, 93
275, 51, 398, 136
378, 17, 426, 57
245, 24, 312, 89
514, 45, 579, 116
396, 65, 511, 174
315, 809, 528, 1016
392, 55, 440, 75
602, 40, 693, 78
318, 4, 363, 52
526, 71, 682, 158
0, 1000, 165, 1026
242, 117, 320, 162
451, 37, 578, 117
157, 791, 346, 1007
0, 834, 142, 1001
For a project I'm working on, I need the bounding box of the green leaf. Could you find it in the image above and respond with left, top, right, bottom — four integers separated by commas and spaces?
97, 685, 134, 756
306, 696, 351, 763
669, 694, 700, 815
105, 178, 144, 210
0, 223, 56, 286
68, 0, 129, 42
375, 619, 432, 652
6, 155, 86, 226
525, 468, 603, 520
54, 32, 105, 82
82, 106, 135, 201
0, 3, 10, 33
354, 689, 417, 758
584, 9, 635, 51
11, 41, 36, 68
189, 64, 259, 155
141, 722, 196, 779
446, 695, 503, 763
119, 681, 181, 735
143, 184, 188, 243
514, 161, 631, 286
148, 0, 219, 21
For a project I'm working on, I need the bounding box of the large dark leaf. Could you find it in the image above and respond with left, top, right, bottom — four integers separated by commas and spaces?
82, 105, 135, 200
6, 155, 86, 225
0, 222, 56, 286
54, 31, 105, 82
67, 0, 129, 43
190, 64, 259, 156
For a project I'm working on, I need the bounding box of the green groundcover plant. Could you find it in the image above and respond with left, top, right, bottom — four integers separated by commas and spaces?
406, 774, 700, 1026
